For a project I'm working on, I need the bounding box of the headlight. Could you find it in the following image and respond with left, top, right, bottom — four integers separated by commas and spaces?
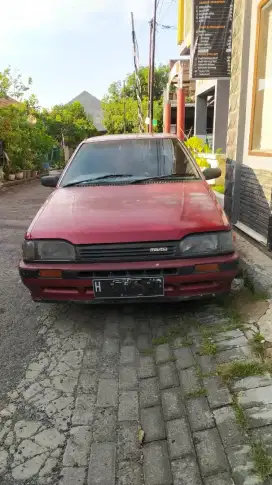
179, 232, 234, 257
22, 240, 75, 262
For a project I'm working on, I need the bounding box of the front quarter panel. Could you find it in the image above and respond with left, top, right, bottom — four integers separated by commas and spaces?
25, 191, 57, 240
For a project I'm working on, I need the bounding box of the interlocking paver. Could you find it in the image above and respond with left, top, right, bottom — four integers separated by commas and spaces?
137, 334, 151, 351
97, 379, 118, 407
171, 456, 202, 485
155, 344, 172, 364
246, 404, 272, 428
118, 391, 139, 421
238, 385, 272, 408
186, 396, 214, 431
213, 406, 246, 447
158, 362, 179, 389
117, 422, 140, 461
63, 426, 92, 467
226, 444, 263, 485
88, 443, 116, 485
180, 367, 202, 395
204, 472, 235, 485
59, 467, 86, 485
143, 441, 172, 485
194, 428, 229, 476
120, 345, 136, 364
173, 347, 195, 370
161, 388, 186, 421
93, 408, 117, 442
232, 375, 272, 392
119, 366, 138, 390
140, 377, 160, 408
138, 355, 157, 379
195, 353, 217, 374
204, 376, 233, 409
117, 461, 142, 485
166, 418, 193, 459
103, 338, 120, 356
216, 346, 252, 364
141, 406, 166, 442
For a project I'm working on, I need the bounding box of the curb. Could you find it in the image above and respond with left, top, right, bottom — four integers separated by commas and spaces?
0, 177, 39, 193
234, 231, 272, 297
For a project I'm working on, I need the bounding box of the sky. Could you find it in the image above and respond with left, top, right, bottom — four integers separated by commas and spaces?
1, 0, 179, 108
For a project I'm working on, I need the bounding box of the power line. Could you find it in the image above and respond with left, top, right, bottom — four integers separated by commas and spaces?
157, 0, 176, 24
157, 22, 177, 30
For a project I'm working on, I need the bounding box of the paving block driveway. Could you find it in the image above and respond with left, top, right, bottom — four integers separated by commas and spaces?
0, 183, 272, 485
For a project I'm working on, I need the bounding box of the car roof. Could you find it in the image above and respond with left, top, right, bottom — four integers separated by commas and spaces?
85, 133, 178, 143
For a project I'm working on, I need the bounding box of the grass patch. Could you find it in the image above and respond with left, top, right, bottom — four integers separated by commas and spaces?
182, 336, 194, 347
217, 360, 267, 383
232, 397, 248, 429
251, 440, 272, 480
198, 338, 218, 356
142, 348, 155, 356
151, 324, 194, 347
186, 388, 207, 399
250, 333, 266, 359
151, 335, 170, 346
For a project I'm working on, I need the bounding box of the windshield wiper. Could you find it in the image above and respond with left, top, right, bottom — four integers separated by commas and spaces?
63, 174, 134, 187
128, 174, 197, 184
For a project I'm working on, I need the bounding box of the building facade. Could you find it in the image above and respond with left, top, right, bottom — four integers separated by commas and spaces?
173, 0, 272, 249
225, 0, 272, 249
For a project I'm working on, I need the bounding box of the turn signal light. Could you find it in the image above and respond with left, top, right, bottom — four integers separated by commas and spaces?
39, 269, 62, 278
195, 264, 219, 273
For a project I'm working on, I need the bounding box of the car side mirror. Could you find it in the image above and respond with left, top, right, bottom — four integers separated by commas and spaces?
41, 175, 59, 187
203, 167, 222, 181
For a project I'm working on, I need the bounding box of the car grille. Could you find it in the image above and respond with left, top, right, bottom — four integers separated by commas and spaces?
76, 241, 178, 263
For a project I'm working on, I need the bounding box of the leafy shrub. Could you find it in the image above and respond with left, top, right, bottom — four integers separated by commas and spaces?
185, 136, 211, 169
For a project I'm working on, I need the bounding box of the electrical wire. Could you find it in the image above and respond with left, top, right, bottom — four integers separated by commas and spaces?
157, 0, 176, 24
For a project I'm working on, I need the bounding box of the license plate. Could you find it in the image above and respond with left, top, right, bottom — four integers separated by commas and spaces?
93, 277, 164, 299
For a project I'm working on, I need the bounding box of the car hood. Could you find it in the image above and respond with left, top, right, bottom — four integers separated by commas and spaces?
27, 182, 230, 244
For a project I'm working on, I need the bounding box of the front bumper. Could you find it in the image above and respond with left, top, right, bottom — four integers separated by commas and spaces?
19, 253, 239, 303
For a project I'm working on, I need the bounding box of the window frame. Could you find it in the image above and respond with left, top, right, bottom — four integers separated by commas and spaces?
248, 0, 272, 157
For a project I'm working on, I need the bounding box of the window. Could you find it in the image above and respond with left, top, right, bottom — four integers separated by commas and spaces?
250, 0, 272, 155
60, 137, 200, 187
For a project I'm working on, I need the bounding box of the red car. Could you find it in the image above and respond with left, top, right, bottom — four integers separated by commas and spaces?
19, 134, 238, 303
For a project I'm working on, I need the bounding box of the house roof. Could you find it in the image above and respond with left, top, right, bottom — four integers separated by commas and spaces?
0, 96, 19, 108
68, 91, 106, 132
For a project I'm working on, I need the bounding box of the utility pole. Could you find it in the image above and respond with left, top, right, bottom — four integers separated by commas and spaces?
149, 0, 157, 134
131, 12, 144, 133
147, 19, 153, 132
123, 81, 126, 134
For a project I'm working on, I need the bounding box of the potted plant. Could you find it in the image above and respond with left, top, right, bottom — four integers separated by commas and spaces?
23, 160, 33, 179
14, 165, 24, 180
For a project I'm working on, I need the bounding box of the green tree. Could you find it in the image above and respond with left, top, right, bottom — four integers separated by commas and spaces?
123, 65, 169, 101
102, 97, 163, 135
0, 67, 32, 100
42, 102, 97, 149
0, 102, 55, 173
102, 64, 168, 134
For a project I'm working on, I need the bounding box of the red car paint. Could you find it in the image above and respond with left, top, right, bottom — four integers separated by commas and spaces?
25, 182, 229, 244
19, 135, 238, 303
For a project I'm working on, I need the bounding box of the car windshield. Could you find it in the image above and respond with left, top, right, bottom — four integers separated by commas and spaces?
60, 137, 200, 187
